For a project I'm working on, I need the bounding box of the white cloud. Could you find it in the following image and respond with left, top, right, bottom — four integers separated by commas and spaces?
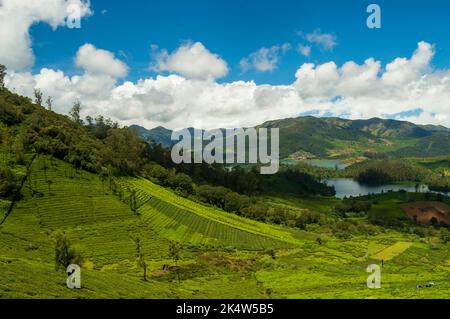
381, 41, 434, 85
305, 29, 337, 51
151, 42, 228, 81
0, 0, 91, 71
297, 44, 311, 57
4, 41, 450, 130
240, 44, 291, 72
292, 41, 449, 126
75, 43, 128, 78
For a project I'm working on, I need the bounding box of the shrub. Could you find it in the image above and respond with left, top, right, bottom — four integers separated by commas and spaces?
54, 231, 83, 270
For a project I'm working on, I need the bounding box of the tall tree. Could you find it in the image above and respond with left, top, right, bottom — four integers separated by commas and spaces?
69, 99, 83, 125
169, 241, 181, 283
46, 96, 53, 111
134, 237, 147, 281
0, 64, 6, 88
34, 88, 43, 106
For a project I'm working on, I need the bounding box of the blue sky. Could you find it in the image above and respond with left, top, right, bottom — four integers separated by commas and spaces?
2, 0, 449, 129
30, 0, 450, 85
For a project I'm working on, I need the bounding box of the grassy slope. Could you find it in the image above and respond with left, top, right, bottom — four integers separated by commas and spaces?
0, 155, 449, 298
118, 177, 300, 248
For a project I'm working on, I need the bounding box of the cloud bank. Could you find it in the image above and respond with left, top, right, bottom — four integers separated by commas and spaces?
5, 41, 450, 130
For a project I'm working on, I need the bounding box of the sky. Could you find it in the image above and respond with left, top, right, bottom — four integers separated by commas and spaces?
1, 0, 450, 129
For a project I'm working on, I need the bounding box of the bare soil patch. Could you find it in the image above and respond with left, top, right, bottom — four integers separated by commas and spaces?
400, 201, 450, 226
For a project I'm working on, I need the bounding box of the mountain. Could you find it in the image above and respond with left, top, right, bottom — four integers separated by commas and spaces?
129, 125, 174, 148
131, 116, 450, 159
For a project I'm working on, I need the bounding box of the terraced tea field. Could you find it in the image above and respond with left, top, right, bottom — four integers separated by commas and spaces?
117, 178, 299, 250
1, 155, 449, 299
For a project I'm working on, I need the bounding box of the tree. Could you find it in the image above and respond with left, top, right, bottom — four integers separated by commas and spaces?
0, 64, 6, 88
46, 96, 53, 111
0, 167, 20, 199
143, 163, 169, 185
102, 128, 145, 175
85, 115, 93, 127
69, 100, 83, 125
224, 192, 250, 213
168, 173, 194, 195
130, 189, 137, 212
54, 231, 82, 270
12, 137, 25, 164
34, 88, 43, 106
169, 241, 181, 283
135, 237, 147, 281
357, 168, 392, 185
99, 168, 108, 192
169, 241, 180, 265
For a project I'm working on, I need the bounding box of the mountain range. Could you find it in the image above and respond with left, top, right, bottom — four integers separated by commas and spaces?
130, 117, 450, 160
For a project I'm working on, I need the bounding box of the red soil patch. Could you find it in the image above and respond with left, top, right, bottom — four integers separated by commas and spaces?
401, 201, 450, 226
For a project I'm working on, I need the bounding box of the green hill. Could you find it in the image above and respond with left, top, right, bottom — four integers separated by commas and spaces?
2, 153, 450, 299
1, 88, 450, 299
132, 116, 450, 159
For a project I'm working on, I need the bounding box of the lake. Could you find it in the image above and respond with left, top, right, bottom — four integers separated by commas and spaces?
324, 178, 449, 199
281, 159, 349, 170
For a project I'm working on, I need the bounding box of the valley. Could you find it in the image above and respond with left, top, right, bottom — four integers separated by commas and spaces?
0, 88, 449, 299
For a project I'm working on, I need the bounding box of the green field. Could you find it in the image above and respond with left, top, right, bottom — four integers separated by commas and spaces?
1, 155, 449, 299
372, 242, 412, 261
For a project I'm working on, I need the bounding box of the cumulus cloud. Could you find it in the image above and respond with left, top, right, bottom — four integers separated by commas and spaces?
151, 42, 228, 81
293, 41, 449, 125
4, 41, 450, 130
240, 44, 291, 72
75, 44, 128, 78
381, 41, 434, 85
304, 29, 337, 51
0, 0, 91, 71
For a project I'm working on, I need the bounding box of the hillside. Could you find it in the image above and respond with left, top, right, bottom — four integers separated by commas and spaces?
132, 117, 450, 159
1, 154, 450, 298
1, 88, 450, 299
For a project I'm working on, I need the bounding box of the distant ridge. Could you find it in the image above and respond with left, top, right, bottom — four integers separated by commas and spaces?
130, 116, 450, 159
